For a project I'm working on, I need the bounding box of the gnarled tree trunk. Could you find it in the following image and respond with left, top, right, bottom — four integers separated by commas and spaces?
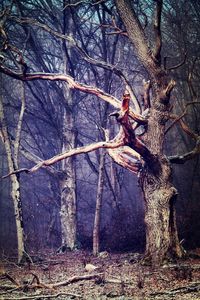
141, 156, 183, 264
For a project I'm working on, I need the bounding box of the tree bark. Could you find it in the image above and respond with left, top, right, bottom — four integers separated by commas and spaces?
141, 156, 183, 265
0, 80, 25, 263
93, 151, 106, 255
59, 3, 77, 250
116, 0, 184, 265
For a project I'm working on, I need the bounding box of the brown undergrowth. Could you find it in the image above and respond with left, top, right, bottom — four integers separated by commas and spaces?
0, 249, 200, 299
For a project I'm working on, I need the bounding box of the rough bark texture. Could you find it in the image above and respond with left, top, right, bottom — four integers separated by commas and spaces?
141, 157, 183, 265
59, 85, 77, 250
59, 4, 77, 250
116, 0, 184, 264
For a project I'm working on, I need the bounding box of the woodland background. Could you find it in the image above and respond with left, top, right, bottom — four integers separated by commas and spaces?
0, 0, 200, 258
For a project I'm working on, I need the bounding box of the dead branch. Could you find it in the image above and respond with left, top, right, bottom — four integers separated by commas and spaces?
104, 128, 142, 173
101, 17, 128, 37
50, 273, 103, 288
1, 292, 82, 299
109, 92, 155, 165
169, 136, 200, 164
153, 0, 163, 64
165, 52, 187, 71
2, 139, 124, 178
0, 272, 102, 296
0, 66, 145, 123
6, 16, 141, 114
63, 0, 105, 10
166, 101, 200, 137
150, 282, 200, 296
4, 272, 20, 286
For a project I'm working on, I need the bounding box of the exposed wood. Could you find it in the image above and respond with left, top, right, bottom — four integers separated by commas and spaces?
2, 139, 124, 178
5, 15, 141, 114
0, 66, 146, 124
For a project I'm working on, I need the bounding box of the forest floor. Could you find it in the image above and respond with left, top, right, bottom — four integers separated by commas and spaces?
0, 249, 200, 300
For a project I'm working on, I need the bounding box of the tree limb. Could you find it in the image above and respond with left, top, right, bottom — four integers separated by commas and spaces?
165, 52, 187, 71
2, 139, 124, 178
0, 66, 146, 123
7, 16, 141, 114
169, 136, 200, 164
115, 0, 160, 82
153, 0, 163, 65
166, 101, 200, 138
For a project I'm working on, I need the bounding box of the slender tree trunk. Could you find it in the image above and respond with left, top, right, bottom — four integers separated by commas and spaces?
0, 82, 25, 263
59, 85, 77, 250
93, 151, 105, 255
58, 1, 77, 250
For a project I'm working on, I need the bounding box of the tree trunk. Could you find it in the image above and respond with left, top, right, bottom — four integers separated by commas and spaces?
10, 174, 25, 263
58, 2, 77, 250
59, 86, 77, 250
141, 106, 184, 264
0, 86, 25, 263
93, 151, 105, 255
141, 157, 184, 265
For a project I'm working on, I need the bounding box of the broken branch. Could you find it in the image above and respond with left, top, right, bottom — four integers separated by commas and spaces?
7, 16, 141, 114
0, 66, 145, 123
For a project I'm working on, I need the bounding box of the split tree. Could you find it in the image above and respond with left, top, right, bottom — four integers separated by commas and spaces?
0, 0, 200, 265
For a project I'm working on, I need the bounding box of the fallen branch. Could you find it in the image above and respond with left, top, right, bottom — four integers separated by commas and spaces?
50, 273, 103, 288
150, 282, 200, 296
0, 273, 103, 294
1, 292, 82, 300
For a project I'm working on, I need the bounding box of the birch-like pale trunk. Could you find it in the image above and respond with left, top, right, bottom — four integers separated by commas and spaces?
59, 91, 77, 249
59, 2, 77, 249
0, 80, 25, 263
93, 151, 106, 255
